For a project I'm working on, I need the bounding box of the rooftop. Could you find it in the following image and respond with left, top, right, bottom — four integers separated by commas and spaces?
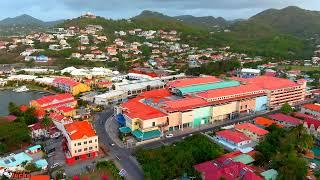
176, 80, 240, 95
268, 113, 302, 125
167, 76, 221, 88
216, 129, 251, 143
53, 77, 80, 87
196, 84, 264, 100
303, 104, 320, 112
122, 97, 167, 120
235, 76, 299, 90
235, 123, 269, 136
31, 93, 75, 106
254, 117, 277, 127
162, 97, 209, 112
194, 157, 262, 180
64, 121, 96, 140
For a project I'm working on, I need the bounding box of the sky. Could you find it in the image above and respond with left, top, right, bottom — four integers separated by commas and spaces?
0, 0, 319, 21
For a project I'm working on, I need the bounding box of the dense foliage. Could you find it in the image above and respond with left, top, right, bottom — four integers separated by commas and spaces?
280, 102, 294, 114
135, 134, 224, 180
96, 160, 124, 180
0, 121, 31, 154
185, 59, 241, 76
254, 125, 314, 179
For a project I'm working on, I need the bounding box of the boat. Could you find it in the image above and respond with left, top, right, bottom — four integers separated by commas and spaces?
13, 86, 29, 92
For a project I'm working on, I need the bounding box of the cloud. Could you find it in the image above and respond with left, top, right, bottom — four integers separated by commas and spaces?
0, 0, 319, 21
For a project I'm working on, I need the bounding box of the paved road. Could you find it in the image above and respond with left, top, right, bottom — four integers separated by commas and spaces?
94, 109, 144, 180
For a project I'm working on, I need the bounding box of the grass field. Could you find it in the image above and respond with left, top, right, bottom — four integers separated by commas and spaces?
279, 65, 320, 71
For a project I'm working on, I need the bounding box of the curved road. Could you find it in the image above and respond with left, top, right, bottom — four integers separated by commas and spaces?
94, 109, 144, 180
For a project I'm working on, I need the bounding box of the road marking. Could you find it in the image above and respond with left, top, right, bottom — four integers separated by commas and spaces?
115, 155, 121, 161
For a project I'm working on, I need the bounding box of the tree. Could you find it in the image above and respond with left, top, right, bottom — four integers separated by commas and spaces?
8, 102, 20, 116
41, 115, 53, 130
24, 163, 41, 172
280, 102, 293, 114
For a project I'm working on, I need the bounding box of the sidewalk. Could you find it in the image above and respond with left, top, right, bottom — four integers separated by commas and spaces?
105, 116, 125, 148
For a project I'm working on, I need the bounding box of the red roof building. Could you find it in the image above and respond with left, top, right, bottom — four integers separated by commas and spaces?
303, 104, 320, 112
64, 121, 96, 140
235, 123, 269, 141
167, 76, 221, 88
121, 97, 167, 120
30, 94, 77, 110
216, 129, 252, 144
162, 97, 210, 112
196, 84, 265, 101
19, 105, 29, 112
268, 113, 302, 127
194, 157, 262, 180
236, 76, 299, 90
63, 121, 98, 165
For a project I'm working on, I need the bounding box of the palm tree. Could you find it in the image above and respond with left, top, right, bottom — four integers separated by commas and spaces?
41, 115, 53, 130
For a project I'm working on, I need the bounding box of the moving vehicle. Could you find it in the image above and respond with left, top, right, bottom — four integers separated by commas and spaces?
165, 133, 174, 138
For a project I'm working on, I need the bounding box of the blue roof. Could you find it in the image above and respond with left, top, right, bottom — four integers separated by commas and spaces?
116, 114, 126, 126
28, 145, 41, 151
0, 152, 32, 168
35, 159, 48, 168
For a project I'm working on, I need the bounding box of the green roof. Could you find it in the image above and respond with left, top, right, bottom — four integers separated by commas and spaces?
232, 154, 255, 165
119, 126, 132, 134
261, 169, 278, 180
132, 129, 161, 140
177, 80, 240, 95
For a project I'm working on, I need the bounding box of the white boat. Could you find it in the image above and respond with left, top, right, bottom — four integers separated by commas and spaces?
13, 86, 29, 92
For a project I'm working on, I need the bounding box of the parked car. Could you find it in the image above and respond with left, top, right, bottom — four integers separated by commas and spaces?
165, 134, 174, 138
47, 152, 55, 158
50, 163, 60, 169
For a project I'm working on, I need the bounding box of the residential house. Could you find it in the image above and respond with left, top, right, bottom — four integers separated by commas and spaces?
214, 130, 253, 152
301, 104, 320, 118
268, 113, 302, 128
235, 123, 269, 142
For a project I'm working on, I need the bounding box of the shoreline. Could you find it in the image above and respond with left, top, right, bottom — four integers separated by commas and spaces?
0, 86, 57, 94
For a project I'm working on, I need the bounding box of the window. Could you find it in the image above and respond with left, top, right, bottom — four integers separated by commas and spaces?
75, 150, 77, 153
75, 156, 80, 160
78, 142, 81, 146
87, 153, 92, 158
78, 149, 82, 152
74, 143, 76, 146
84, 148, 88, 151
89, 140, 92, 143
84, 141, 87, 144
89, 147, 93, 150
95, 139, 97, 142
152, 122, 155, 126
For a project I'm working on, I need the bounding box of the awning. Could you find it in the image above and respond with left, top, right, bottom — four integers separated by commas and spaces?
119, 126, 132, 134
132, 129, 161, 140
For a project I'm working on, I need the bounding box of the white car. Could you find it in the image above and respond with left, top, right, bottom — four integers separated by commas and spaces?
50, 163, 60, 169
165, 134, 174, 138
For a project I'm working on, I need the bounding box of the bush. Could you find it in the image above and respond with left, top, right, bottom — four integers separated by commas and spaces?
96, 160, 124, 179
136, 134, 223, 180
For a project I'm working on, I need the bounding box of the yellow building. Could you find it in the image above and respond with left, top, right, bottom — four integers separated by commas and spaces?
53, 78, 91, 96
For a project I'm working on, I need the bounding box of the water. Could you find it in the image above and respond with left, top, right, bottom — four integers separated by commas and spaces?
0, 90, 51, 116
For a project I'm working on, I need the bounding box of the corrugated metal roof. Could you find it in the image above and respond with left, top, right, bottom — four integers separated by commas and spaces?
177, 80, 240, 95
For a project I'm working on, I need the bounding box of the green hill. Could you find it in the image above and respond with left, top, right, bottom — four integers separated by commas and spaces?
248, 6, 320, 38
